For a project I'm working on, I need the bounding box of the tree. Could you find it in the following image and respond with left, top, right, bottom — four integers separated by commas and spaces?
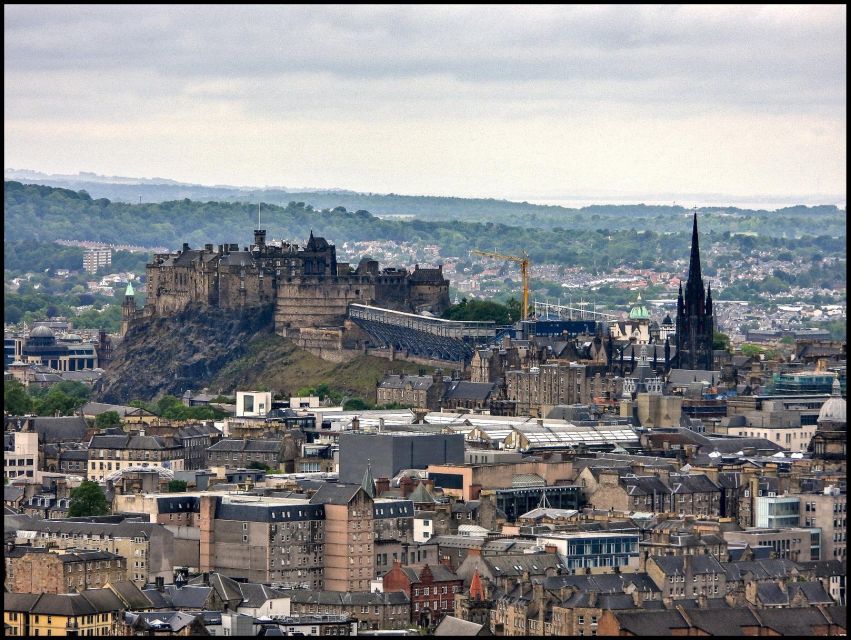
67, 480, 110, 517
247, 461, 271, 471
740, 344, 764, 358
712, 331, 731, 352
342, 398, 369, 411
4, 380, 32, 415
167, 480, 188, 493
95, 411, 122, 429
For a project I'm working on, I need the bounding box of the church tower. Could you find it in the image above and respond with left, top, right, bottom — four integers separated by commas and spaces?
675, 211, 714, 370
120, 281, 136, 337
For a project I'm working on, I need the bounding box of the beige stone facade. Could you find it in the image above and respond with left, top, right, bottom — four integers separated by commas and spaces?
5, 549, 126, 594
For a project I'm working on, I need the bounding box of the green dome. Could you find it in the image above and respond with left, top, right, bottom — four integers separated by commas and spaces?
628, 292, 650, 321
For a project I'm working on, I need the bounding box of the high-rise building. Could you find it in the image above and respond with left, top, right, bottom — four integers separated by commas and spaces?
675, 212, 714, 370
83, 247, 112, 274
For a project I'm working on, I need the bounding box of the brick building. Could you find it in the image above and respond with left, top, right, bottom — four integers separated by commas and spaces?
383, 560, 463, 627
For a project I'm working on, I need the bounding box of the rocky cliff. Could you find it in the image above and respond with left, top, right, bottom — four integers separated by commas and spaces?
95, 303, 424, 404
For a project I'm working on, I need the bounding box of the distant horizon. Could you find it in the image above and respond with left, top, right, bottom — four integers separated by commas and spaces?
4, 167, 845, 212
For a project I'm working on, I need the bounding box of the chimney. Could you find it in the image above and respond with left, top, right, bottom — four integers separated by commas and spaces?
375, 477, 390, 496
351, 416, 360, 431
631, 589, 642, 607
399, 475, 415, 497
439, 555, 453, 568
378, 417, 385, 432
588, 590, 598, 608
544, 544, 558, 555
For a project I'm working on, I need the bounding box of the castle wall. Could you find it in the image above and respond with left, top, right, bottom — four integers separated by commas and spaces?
217, 266, 276, 310
409, 282, 450, 314
275, 276, 378, 333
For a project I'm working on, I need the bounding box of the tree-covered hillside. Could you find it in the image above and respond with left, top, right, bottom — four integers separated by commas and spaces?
3, 181, 845, 273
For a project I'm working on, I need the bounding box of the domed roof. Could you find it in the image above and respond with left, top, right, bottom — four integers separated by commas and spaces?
30, 325, 55, 338
628, 292, 651, 321
817, 377, 846, 424
662, 314, 673, 325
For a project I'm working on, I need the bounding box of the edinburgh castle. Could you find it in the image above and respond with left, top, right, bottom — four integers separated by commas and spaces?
134, 229, 450, 338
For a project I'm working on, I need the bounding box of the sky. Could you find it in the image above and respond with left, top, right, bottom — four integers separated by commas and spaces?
4, 5, 847, 205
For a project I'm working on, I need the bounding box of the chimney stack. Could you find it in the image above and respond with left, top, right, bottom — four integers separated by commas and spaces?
375, 477, 390, 496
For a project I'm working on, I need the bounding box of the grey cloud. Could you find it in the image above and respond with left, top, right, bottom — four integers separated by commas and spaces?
5, 6, 844, 95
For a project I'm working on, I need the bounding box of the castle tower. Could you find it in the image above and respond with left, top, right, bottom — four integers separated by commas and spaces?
675, 211, 714, 370
120, 281, 136, 337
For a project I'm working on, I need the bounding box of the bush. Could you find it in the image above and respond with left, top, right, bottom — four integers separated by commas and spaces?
168, 480, 188, 492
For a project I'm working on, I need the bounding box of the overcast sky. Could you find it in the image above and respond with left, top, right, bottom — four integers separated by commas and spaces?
4, 5, 846, 204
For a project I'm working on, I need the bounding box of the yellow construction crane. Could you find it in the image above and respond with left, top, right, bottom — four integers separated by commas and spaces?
470, 249, 531, 320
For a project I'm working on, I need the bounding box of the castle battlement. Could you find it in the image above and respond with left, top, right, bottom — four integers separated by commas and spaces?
138, 231, 450, 336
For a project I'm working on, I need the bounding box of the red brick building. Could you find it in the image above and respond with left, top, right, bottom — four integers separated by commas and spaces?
383, 561, 463, 628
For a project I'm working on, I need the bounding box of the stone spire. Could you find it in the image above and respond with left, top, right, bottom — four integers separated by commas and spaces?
125, 281, 135, 297
361, 460, 376, 499
688, 209, 702, 290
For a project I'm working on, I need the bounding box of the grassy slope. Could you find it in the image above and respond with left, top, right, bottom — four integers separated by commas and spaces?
209, 332, 424, 402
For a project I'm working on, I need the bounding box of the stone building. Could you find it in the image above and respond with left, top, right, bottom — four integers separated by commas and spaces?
13, 518, 175, 585
205, 438, 290, 471
5, 547, 126, 594
4, 589, 127, 637
142, 230, 450, 335
289, 591, 411, 631
376, 372, 447, 410
505, 363, 589, 417
87, 433, 184, 482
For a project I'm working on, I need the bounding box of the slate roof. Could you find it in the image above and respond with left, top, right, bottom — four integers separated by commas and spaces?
798, 559, 847, 577
542, 572, 661, 594
237, 583, 290, 608
207, 438, 282, 452
650, 554, 724, 576
434, 616, 484, 636
127, 611, 201, 632
623, 475, 670, 496
611, 609, 690, 635
59, 449, 89, 461
757, 607, 838, 636
668, 473, 720, 494
290, 591, 409, 606
164, 585, 213, 609
109, 580, 159, 609
309, 483, 362, 505
400, 563, 460, 583
723, 558, 802, 582
483, 554, 563, 577
82, 402, 151, 417
4, 485, 24, 503
443, 381, 497, 402
30, 416, 88, 443
668, 369, 722, 385
3, 592, 40, 612
409, 483, 437, 504
685, 607, 759, 635
378, 374, 436, 390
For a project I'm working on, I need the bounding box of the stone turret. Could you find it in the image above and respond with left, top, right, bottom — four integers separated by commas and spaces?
120, 281, 136, 337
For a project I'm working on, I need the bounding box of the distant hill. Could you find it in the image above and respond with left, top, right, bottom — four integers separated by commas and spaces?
4, 180, 845, 272
4, 169, 845, 235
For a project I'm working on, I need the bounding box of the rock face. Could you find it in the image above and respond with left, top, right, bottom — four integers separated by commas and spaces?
95, 303, 275, 404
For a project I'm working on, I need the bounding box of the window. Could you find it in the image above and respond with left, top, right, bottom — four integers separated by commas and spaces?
424, 587, 429, 596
